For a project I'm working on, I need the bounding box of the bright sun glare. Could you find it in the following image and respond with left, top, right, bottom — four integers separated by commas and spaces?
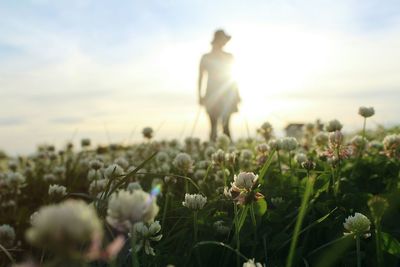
229, 25, 334, 122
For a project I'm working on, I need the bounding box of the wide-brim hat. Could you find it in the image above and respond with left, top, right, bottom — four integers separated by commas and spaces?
211, 29, 231, 45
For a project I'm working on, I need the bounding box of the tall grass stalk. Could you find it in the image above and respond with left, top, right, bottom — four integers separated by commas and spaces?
356, 236, 361, 267
286, 174, 315, 267
130, 226, 140, 267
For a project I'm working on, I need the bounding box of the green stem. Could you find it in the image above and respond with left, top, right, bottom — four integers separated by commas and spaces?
356, 235, 361, 267
162, 190, 170, 230
277, 151, 282, 175
193, 211, 199, 244
234, 204, 241, 267
250, 203, 257, 256
0, 244, 15, 264
286, 174, 314, 267
376, 224, 383, 267
362, 118, 366, 140
131, 226, 140, 267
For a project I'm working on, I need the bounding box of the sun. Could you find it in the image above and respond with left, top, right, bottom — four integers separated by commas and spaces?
227, 24, 333, 122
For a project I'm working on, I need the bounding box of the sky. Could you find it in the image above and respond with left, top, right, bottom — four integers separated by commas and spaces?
0, 0, 399, 154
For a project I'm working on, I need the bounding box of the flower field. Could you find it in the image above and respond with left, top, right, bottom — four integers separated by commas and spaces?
1, 108, 400, 267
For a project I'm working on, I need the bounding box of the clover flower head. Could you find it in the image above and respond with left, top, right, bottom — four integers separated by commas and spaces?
368, 196, 389, 223
89, 159, 104, 170
343, 212, 371, 238
89, 179, 108, 196
81, 138, 91, 147
256, 143, 269, 154
114, 157, 129, 170
295, 153, 307, 165
217, 134, 230, 149
127, 181, 142, 192
142, 127, 154, 139
133, 221, 162, 256
358, 106, 375, 118
234, 172, 258, 190
280, 137, 298, 152
211, 149, 226, 166
182, 193, 207, 210
48, 184, 67, 198
382, 134, 400, 159
173, 153, 194, 173
0, 224, 16, 248
325, 119, 343, 132
107, 189, 159, 232
156, 151, 169, 164
314, 132, 329, 146
243, 258, 264, 267
26, 200, 103, 256
104, 163, 124, 178
213, 220, 230, 235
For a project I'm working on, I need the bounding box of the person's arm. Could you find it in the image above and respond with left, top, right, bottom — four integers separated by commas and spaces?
198, 56, 205, 105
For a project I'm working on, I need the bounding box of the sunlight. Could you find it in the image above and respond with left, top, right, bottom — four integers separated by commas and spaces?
229, 25, 334, 119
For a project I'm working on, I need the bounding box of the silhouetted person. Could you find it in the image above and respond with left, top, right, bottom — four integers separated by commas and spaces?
198, 29, 240, 141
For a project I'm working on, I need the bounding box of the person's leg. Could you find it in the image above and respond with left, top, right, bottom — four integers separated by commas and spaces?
222, 113, 231, 138
208, 112, 218, 141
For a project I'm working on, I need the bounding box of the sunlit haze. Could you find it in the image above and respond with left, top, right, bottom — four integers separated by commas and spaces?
1, 0, 399, 154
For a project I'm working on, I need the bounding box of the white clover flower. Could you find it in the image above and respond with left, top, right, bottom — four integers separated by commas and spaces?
280, 137, 298, 152
0, 224, 16, 248
194, 169, 207, 180
217, 134, 231, 149
240, 149, 254, 161
204, 146, 216, 160
234, 172, 258, 190
382, 134, 400, 159
295, 153, 307, 165
114, 157, 129, 170
81, 138, 91, 147
173, 153, 194, 173
268, 139, 282, 151
328, 131, 344, 146
89, 179, 108, 196
325, 119, 343, 132
271, 197, 284, 206
343, 212, 371, 238
351, 135, 367, 152
26, 200, 103, 255
5, 172, 25, 187
43, 173, 57, 182
256, 143, 269, 154
104, 163, 124, 178
107, 189, 159, 232
314, 132, 329, 146
48, 184, 67, 198
156, 151, 169, 164
213, 220, 230, 235
358, 106, 375, 118
257, 122, 273, 141
87, 169, 103, 181
127, 181, 142, 192
89, 159, 103, 170
182, 193, 207, 210
243, 258, 264, 267
211, 149, 226, 166
142, 127, 154, 139
133, 221, 162, 256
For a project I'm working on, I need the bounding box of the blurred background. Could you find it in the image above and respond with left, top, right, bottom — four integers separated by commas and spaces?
0, 0, 399, 154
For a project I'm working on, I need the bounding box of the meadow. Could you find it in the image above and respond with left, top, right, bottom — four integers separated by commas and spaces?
0, 107, 399, 267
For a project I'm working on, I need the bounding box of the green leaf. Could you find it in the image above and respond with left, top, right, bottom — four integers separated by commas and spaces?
254, 198, 268, 216
381, 232, 400, 257
258, 148, 276, 184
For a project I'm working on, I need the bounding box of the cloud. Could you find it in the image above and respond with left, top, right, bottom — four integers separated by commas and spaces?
0, 117, 26, 126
